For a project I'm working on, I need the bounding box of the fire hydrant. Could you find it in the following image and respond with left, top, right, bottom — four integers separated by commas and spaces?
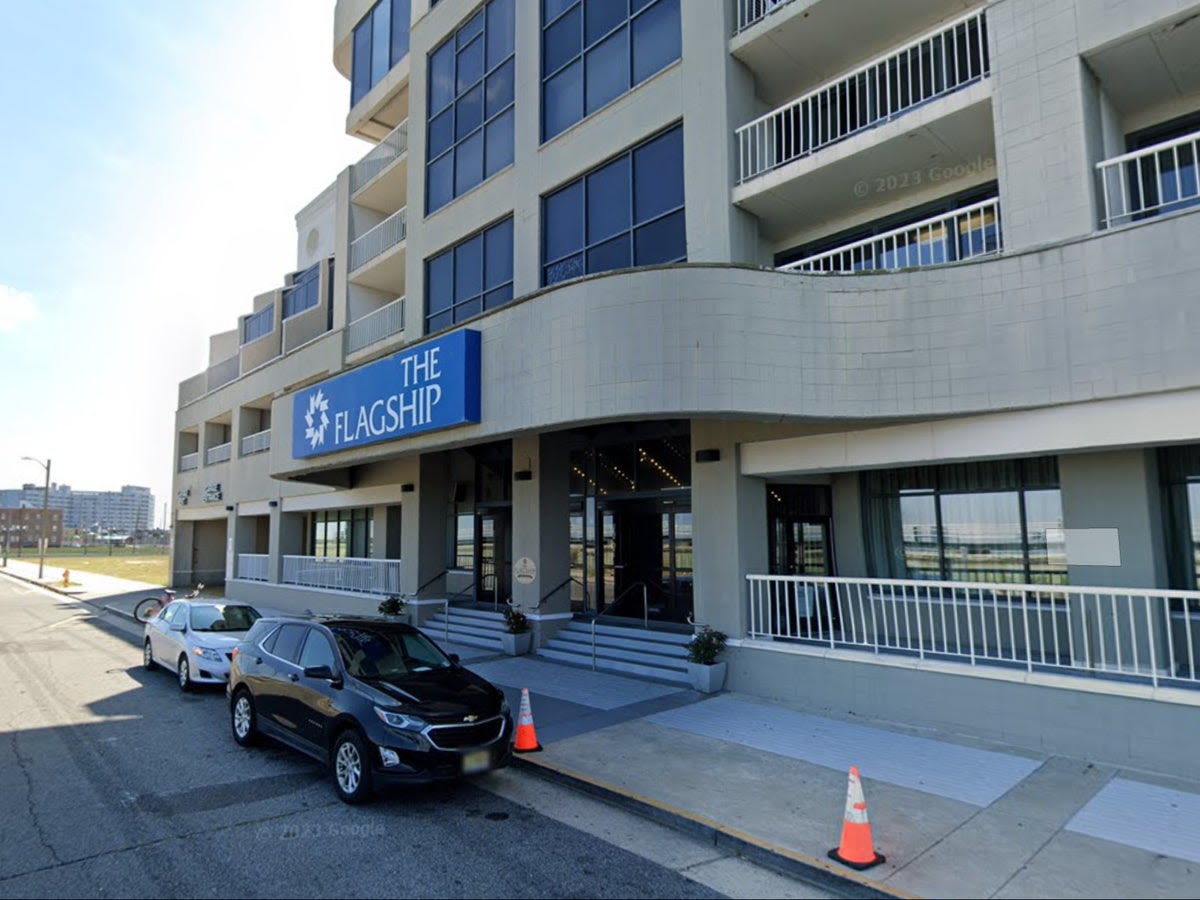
62, 569, 70, 587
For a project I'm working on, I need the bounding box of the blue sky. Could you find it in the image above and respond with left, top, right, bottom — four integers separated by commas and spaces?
0, 1, 364, 525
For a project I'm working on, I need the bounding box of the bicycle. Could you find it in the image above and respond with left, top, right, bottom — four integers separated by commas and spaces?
134, 584, 204, 623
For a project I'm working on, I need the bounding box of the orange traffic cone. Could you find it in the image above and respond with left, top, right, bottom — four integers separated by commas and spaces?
513, 687, 542, 753
828, 766, 885, 870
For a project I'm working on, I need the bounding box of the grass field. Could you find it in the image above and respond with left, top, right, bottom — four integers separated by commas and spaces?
11, 550, 170, 586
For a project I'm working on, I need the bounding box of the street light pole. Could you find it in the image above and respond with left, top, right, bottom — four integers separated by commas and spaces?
21, 456, 51, 580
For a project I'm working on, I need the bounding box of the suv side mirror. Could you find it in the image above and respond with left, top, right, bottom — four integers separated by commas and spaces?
303, 665, 340, 684
448, 653, 461, 667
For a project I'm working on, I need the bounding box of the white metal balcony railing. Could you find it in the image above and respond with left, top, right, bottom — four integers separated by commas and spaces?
747, 574, 1200, 690
1097, 127, 1200, 229
205, 442, 232, 465
350, 120, 409, 194
350, 207, 407, 272
779, 197, 1001, 273
282, 555, 403, 596
737, 9, 990, 184
345, 296, 406, 355
178, 452, 199, 472
237, 553, 269, 582
240, 429, 271, 456
735, 0, 795, 34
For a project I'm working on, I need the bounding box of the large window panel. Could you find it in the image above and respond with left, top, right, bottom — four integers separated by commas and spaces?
426, 0, 514, 214
350, 0, 412, 108
541, 0, 680, 141
425, 217, 514, 332
863, 458, 1065, 585
542, 124, 685, 286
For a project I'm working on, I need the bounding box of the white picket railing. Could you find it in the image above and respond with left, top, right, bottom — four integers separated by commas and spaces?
205, 442, 232, 465
351, 120, 409, 194
237, 553, 269, 582
345, 296, 405, 355
240, 429, 271, 456
350, 207, 407, 271
747, 574, 1200, 689
736, 9, 989, 183
282, 555, 403, 596
779, 197, 1001, 273
179, 452, 199, 472
1097, 127, 1200, 228
734, 0, 795, 34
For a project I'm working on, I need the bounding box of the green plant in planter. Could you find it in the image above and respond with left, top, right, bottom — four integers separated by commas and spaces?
503, 604, 530, 634
686, 625, 727, 665
378, 595, 406, 617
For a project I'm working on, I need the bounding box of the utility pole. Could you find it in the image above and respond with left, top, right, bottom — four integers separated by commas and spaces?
20, 456, 51, 579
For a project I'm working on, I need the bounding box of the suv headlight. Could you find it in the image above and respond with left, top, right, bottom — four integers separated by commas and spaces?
374, 707, 428, 731
193, 646, 224, 662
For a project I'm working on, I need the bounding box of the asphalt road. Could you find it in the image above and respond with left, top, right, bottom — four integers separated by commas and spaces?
0, 577, 833, 899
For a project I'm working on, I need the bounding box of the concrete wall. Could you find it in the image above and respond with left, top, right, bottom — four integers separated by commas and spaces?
729, 643, 1200, 781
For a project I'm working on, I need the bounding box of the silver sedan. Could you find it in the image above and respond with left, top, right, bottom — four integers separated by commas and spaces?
143, 600, 262, 692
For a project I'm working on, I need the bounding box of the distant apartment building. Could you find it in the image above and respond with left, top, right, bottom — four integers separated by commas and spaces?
2, 484, 155, 533
0, 507, 64, 549
171, 0, 1200, 781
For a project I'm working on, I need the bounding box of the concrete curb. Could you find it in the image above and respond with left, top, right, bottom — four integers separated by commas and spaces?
510, 754, 918, 900
1, 567, 139, 625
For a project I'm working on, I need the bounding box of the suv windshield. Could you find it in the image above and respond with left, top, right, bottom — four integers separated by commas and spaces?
329, 626, 453, 679
190, 604, 261, 633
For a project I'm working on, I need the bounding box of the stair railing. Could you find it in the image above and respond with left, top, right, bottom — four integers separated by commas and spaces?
590, 581, 651, 671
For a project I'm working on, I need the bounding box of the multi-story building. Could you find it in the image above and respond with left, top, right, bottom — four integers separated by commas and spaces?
0, 507, 64, 549
2, 484, 155, 534
171, 0, 1200, 779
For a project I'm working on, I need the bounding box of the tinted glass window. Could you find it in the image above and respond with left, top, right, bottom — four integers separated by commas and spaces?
329, 626, 453, 679
425, 217, 514, 332
298, 631, 338, 671
161, 603, 181, 624
272, 624, 308, 664
426, 0, 515, 214
190, 604, 261, 632
541, 0, 680, 141
260, 625, 281, 653
351, 0, 412, 108
542, 124, 685, 286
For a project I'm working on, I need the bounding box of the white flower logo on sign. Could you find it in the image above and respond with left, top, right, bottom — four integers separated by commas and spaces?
304, 390, 330, 449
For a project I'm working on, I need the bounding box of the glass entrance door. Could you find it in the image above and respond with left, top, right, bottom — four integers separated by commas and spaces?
476, 509, 510, 606
596, 498, 693, 623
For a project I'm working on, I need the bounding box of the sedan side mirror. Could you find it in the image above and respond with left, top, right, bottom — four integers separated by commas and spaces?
169, 622, 186, 632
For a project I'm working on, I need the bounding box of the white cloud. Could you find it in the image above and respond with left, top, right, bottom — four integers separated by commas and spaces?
0, 283, 36, 331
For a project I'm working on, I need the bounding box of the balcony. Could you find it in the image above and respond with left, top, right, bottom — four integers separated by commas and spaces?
1097, 128, 1200, 229
737, 9, 989, 185
779, 197, 1000, 273
345, 296, 405, 356
207, 354, 239, 392
237, 553, 269, 582
734, 0, 795, 35
349, 207, 407, 293
282, 555, 402, 596
205, 443, 232, 465
351, 120, 409, 213
179, 452, 199, 473
240, 429, 271, 456
747, 574, 1200, 692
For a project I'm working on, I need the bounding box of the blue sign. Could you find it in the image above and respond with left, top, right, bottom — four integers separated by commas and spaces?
292, 329, 480, 459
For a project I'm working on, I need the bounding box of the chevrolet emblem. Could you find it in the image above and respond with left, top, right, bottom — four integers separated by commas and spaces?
463, 714, 478, 723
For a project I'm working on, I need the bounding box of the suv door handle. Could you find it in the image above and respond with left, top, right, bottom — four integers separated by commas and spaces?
289, 673, 299, 682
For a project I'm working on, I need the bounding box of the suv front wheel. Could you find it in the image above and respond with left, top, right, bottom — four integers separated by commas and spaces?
332, 729, 373, 805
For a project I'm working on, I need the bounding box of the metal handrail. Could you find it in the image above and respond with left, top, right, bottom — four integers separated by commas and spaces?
590, 581, 652, 670
538, 575, 589, 610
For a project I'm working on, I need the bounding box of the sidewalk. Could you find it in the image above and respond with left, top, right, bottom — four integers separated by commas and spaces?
4, 560, 1199, 899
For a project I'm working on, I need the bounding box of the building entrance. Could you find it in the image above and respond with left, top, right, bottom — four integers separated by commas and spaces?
596, 497, 693, 623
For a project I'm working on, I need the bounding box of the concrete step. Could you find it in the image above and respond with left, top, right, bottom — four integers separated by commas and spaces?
533, 647, 691, 686
551, 629, 690, 660
543, 639, 689, 670
426, 617, 505, 641
568, 621, 693, 645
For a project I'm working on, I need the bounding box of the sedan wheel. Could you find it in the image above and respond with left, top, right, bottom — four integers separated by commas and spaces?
177, 656, 192, 693
333, 731, 373, 804
143, 640, 157, 671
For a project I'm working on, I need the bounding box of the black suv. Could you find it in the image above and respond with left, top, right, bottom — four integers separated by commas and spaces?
227, 616, 513, 803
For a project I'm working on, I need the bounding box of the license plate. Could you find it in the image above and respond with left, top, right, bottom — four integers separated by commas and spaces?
462, 750, 490, 774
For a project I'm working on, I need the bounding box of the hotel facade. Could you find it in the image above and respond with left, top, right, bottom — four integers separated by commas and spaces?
172, 0, 1200, 778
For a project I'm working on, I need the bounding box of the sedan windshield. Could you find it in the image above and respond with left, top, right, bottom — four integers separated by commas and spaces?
190, 604, 261, 633
329, 626, 453, 679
